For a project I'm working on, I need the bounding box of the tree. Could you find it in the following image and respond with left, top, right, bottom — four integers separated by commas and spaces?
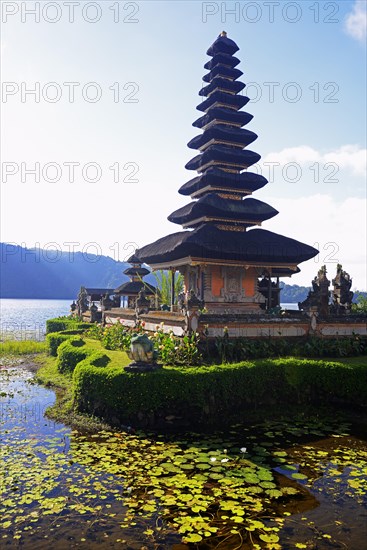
153, 270, 184, 306
352, 292, 367, 314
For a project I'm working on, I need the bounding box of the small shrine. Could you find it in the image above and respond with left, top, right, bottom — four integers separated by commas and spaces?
132, 32, 318, 315
114, 255, 156, 309
73, 286, 118, 322
298, 266, 331, 317
298, 264, 355, 317
331, 264, 354, 314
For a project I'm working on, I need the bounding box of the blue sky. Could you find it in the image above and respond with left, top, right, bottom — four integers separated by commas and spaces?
1, 0, 366, 288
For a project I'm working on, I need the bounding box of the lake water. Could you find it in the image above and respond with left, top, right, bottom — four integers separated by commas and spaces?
0, 299, 299, 341
0, 299, 72, 340
1, 363, 366, 549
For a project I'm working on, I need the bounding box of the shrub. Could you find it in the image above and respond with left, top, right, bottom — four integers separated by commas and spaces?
102, 323, 132, 351
204, 334, 367, 362
85, 324, 105, 341
352, 293, 367, 314
46, 330, 86, 356
96, 323, 202, 366
47, 333, 72, 356
153, 328, 202, 365
73, 357, 367, 426
76, 352, 111, 371
46, 317, 91, 334
57, 338, 92, 373
88, 352, 111, 368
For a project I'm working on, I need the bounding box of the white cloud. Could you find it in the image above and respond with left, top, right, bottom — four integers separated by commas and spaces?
264, 194, 367, 290
345, 0, 367, 44
262, 144, 366, 178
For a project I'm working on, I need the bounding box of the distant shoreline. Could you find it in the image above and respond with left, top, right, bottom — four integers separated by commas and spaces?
0, 297, 75, 301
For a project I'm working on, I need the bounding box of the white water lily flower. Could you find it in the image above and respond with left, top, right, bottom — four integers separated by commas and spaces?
221, 458, 229, 463
210, 457, 217, 462
240, 447, 247, 453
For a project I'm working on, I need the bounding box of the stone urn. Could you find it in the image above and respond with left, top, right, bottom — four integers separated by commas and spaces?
125, 333, 161, 373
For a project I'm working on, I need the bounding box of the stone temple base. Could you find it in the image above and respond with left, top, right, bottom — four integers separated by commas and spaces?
124, 362, 163, 373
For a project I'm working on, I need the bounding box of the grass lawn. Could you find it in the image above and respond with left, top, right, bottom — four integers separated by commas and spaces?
83, 338, 131, 368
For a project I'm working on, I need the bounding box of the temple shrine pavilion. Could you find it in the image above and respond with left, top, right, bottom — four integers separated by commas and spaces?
132, 32, 318, 314
114, 255, 155, 309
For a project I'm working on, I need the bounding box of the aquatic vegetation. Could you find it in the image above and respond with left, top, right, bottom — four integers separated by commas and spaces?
1, 360, 367, 549
2, 363, 367, 549
0, 340, 47, 356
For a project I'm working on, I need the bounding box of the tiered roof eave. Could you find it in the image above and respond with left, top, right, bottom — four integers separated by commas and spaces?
134, 32, 318, 272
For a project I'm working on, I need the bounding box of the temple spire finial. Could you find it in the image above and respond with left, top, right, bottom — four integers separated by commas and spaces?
220, 30, 227, 37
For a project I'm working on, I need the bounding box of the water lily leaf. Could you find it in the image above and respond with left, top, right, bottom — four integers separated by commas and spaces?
184, 533, 203, 543
209, 473, 223, 480
265, 489, 283, 498
247, 519, 265, 529
259, 533, 280, 543
232, 516, 244, 523
260, 481, 277, 489
291, 473, 308, 480
243, 473, 260, 484
196, 463, 211, 470
281, 487, 299, 495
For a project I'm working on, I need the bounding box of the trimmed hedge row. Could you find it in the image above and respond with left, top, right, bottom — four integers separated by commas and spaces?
46, 330, 85, 356
57, 338, 92, 373
204, 334, 367, 362
73, 357, 367, 426
77, 351, 111, 369
46, 318, 92, 334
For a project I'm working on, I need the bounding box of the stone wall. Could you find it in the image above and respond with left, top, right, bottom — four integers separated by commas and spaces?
103, 307, 367, 339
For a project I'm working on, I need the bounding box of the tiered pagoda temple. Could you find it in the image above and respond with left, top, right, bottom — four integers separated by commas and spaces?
114, 255, 155, 308
133, 32, 318, 315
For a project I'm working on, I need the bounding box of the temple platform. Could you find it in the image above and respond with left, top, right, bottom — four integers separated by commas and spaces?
101, 308, 367, 339
104, 308, 186, 336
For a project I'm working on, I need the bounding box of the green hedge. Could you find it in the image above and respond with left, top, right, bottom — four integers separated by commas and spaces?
77, 351, 111, 369
46, 330, 86, 356
57, 338, 92, 373
73, 357, 367, 426
204, 334, 367, 362
46, 318, 92, 334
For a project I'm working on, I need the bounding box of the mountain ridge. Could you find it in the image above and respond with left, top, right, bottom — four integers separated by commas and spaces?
1, 243, 364, 302
0, 242, 135, 299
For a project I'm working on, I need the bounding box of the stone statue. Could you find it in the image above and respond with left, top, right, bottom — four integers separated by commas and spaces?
187, 289, 204, 309
113, 295, 121, 308
135, 289, 150, 315
331, 264, 354, 314
101, 292, 113, 311
90, 302, 99, 322
298, 265, 330, 316
125, 333, 161, 372
77, 287, 89, 316
70, 301, 77, 314
258, 276, 280, 310
177, 292, 186, 313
